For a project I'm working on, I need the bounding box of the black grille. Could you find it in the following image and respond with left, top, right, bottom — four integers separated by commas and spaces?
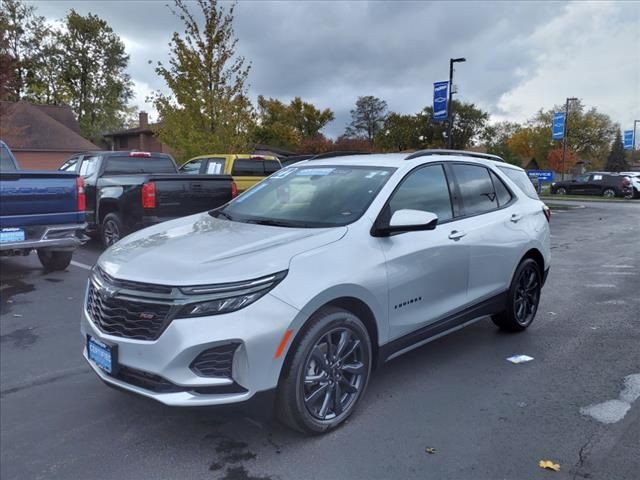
190, 343, 240, 378
87, 283, 172, 340
110, 365, 248, 395
97, 267, 172, 295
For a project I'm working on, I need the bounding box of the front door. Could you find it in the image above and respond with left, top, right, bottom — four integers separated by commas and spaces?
377, 164, 469, 340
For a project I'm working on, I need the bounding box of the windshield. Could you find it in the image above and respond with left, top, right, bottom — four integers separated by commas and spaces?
214, 165, 395, 227
0, 143, 17, 171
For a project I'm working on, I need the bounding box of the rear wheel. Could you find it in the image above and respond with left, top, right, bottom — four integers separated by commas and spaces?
556, 187, 567, 195
101, 213, 124, 248
603, 188, 616, 198
492, 258, 541, 332
276, 307, 372, 434
37, 250, 72, 271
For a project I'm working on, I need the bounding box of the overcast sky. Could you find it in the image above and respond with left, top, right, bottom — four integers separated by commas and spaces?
31, 0, 640, 138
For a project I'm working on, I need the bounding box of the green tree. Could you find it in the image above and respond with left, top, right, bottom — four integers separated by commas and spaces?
344, 95, 388, 142
253, 95, 334, 150
375, 113, 422, 151
58, 10, 133, 141
0, 0, 48, 101
604, 130, 629, 172
152, 0, 253, 161
419, 100, 489, 149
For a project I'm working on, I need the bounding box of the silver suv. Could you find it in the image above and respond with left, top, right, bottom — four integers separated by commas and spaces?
82, 150, 550, 434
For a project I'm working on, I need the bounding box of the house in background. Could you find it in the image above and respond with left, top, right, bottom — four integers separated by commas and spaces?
0, 101, 99, 170
103, 112, 172, 154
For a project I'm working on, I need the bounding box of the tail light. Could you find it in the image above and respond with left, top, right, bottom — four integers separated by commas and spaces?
231, 181, 238, 198
142, 182, 156, 208
76, 176, 86, 211
543, 205, 551, 223
129, 151, 151, 157
622, 178, 630, 187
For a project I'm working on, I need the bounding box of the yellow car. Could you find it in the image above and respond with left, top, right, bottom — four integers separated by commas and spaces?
179, 154, 282, 193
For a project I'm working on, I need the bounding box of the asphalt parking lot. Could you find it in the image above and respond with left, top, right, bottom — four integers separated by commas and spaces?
1, 201, 639, 480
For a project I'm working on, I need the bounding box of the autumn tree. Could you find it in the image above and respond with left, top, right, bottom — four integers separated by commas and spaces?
604, 130, 629, 172
481, 121, 521, 165
152, 0, 254, 161
547, 147, 578, 174
419, 101, 489, 150
344, 95, 388, 142
253, 95, 334, 150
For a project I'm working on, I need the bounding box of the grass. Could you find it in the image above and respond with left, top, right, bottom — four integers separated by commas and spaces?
540, 194, 637, 203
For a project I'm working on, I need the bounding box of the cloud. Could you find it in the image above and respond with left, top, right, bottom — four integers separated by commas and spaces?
29, 0, 639, 137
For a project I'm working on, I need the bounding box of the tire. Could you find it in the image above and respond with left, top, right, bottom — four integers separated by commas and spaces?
602, 188, 616, 198
37, 250, 73, 271
556, 187, 567, 195
276, 307, 372, 434
101, 212, 124, 248
492, 258, 542, 332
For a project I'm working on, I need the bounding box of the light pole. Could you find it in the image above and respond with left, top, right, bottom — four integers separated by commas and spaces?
561, 97, 578, 181
447, 57, 466, 149
634, 120, 639, 150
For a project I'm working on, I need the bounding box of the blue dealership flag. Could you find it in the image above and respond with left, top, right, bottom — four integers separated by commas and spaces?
552, 112, 565, 140
433, 81, 449, 122
623, 130, 634, 150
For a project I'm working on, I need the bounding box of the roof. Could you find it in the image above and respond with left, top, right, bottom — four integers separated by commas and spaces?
104, 125, 155, 137
0, 101, 99, 152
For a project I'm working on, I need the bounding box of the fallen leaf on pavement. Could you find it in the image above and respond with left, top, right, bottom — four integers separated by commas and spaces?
539, 460, 560, 471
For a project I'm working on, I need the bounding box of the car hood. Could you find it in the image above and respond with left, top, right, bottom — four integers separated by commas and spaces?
99, 212, 347, 286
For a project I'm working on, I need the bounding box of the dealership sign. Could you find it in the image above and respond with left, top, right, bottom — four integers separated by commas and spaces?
433, 81, 449, 122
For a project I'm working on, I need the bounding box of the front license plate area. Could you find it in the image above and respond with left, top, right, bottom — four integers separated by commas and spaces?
87, 335, 118, 374
0, 228, 25, 244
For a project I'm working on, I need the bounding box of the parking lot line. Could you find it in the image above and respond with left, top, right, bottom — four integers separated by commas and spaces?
70, 260, 92, 271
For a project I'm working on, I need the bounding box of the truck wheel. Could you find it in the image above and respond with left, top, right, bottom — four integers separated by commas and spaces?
37, 250, 73, 271
276, 307, 372, 434
492, 258, 541, 332
101, 213, 124, 248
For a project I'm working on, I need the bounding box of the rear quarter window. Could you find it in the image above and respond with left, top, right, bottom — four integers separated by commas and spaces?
498, 166, 539, 200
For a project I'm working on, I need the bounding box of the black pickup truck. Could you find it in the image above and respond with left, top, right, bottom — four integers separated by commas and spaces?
60, 151, 236, 247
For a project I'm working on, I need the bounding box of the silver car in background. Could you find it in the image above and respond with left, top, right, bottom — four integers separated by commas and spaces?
81, 150, 550, 434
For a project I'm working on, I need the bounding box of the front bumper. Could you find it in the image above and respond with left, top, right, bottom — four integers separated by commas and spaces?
0, 223, 87, 251
81, 289, 300, 406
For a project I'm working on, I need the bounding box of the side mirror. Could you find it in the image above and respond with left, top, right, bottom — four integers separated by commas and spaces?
373, 209, 438, 237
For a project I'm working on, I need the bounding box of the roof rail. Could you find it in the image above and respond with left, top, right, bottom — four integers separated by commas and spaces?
404, 149, 504, 162
309, 151, 371, 160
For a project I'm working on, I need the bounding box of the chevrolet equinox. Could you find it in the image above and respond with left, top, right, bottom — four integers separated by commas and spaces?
82, 150, 550, 434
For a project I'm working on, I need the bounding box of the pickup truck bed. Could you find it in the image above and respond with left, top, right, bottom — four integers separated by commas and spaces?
1, 141, 86, 270
60, 151, 235, 247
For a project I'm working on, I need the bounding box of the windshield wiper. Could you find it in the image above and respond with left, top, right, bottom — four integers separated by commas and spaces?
211, 210, 234, 221
243, 218, 297, 228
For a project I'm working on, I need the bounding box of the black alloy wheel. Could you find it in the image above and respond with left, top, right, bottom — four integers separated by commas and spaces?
492, 258, 542, 332
101, 213, 123, 248
303, 327, 366, 421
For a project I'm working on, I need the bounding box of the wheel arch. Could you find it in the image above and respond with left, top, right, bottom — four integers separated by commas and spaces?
98, 198, 120, 224
522, 248, 545, 278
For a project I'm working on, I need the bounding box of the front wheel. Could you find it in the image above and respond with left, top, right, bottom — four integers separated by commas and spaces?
276, 307, 372, 434
101, 213, 124, 248
556, 187, 567, 195
37, 250, 73, 271
603, 188, 616, 198
492, 258, 541, 332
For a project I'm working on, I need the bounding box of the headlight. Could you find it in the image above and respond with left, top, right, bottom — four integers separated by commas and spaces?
178, 271, 287, 317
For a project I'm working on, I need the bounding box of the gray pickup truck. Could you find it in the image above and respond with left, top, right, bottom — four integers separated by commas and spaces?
0, 140, 87, 270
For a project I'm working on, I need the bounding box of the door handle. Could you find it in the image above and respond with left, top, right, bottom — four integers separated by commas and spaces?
510, 213, 523, 223
448, 230, 467, 240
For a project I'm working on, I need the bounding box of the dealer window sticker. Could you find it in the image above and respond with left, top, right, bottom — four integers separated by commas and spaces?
296, 168, 335, 177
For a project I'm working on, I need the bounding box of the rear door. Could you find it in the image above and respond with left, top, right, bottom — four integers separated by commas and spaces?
379, 164, 469, 339
446, 163, 526, 303
231, 158, 265, 192
585, 174, 604, 195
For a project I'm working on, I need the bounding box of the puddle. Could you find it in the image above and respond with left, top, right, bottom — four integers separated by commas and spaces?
0, 327, 39, 349
0, 279, 35, 315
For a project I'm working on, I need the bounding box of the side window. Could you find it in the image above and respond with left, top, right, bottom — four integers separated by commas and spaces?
79, 156, 100, 177
591, 174, 603, 182
452, 164, 498, 216
575, 175, 589, 183
232, 159, 265, 176
264, 160, 281, 175
59, 157, 79, 172
205, 158, 226, 174
497, 166, 540, 200
181, 159, 204, 174
388, 165, 453, 222
490, 171, 513, 207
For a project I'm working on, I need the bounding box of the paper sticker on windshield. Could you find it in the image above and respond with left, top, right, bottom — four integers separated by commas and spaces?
235, 182, 268, 202
296, 168, 335, 176
365, 170, 390, 178
271, 168, 295, 179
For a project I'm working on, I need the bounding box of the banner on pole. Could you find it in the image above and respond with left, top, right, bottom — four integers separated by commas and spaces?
552, 112, 565, 141
623, 130, 633, 150
433, 81, 449, 122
